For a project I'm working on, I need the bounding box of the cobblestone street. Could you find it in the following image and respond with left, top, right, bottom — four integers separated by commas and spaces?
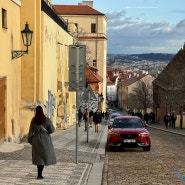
102, 126, 185, 185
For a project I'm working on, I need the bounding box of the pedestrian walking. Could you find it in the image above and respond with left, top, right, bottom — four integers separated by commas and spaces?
164, 112, 170, 129
83, 108, 88, 131
27, 105, 56, 179
144, 112, 149, 124
149, 112, 155, 124
105, 110, 109, 120
101, 111, 105, 119
78, 108, 83, 127
171, 111, 177, 128
136, 111, 143, 119
93, 109, 102, 132
152, 112, 156, 123
89, 110, 94, 128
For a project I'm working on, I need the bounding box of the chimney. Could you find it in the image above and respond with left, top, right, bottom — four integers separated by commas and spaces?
127, 74, 131, 79
79, 1, 93, 8
183, 42, 185, 51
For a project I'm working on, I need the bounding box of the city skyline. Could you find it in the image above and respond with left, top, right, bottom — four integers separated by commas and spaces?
52, 0, 185, 54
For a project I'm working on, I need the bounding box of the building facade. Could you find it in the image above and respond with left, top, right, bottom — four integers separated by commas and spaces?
153, 44, 185, 128
0, 0, 22, 143
53, 1, 107, 111
118, 72, 155, 113
0, 0, 75, 143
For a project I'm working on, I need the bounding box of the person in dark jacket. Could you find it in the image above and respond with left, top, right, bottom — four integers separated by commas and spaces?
83, 108, 88, 131
27, 105, 56, 179
171, 111, 177, 128
144, 112, 149, 124
89, 110, 94, 128
93, 109, 102, 133
78, 108, 83, 127
164, 112, 170, 129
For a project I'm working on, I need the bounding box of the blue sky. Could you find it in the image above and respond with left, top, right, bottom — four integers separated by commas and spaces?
52, 0, 185, 54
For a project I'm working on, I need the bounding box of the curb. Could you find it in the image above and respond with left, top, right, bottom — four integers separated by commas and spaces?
87, 124, 107, 185
148, 124, 185, 137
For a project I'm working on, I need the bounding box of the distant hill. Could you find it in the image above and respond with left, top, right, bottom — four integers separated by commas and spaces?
108, 53, 175, 62
131, 53, 175, 61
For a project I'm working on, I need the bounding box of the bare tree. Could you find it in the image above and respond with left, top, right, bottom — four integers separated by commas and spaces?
127, 93, 139, 111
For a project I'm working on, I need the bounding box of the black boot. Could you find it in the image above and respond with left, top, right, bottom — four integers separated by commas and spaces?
37, 165, 44, 179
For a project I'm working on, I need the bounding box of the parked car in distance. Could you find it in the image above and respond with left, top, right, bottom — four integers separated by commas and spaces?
110, 109, 117, 114
107, 116, 151, 151
108, 112, 121, 126
108, 109, 117, 114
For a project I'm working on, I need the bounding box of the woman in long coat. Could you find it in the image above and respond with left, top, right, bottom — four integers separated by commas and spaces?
93, 109, 102, 132
28, 105, 56, 179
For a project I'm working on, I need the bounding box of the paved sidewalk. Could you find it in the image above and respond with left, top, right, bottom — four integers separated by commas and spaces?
148, 123, 185, 137
0, 119, 108, 185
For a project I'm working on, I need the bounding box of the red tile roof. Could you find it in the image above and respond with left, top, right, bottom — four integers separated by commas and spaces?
121, 73, 148, 87
107, 78, 114, 85
86, 65, 102, 83
52, 5, 105, 16
85, 65, 102, 93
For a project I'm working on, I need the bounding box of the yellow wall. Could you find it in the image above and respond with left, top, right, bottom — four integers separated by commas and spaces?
41, 12, 74, 128
0, 0, 75, 142
0, 0, 22, 142
21, 0, 39, 102
19, 0, 39, 140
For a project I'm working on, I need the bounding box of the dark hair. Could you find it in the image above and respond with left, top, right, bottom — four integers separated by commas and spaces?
33, 105, 46, 125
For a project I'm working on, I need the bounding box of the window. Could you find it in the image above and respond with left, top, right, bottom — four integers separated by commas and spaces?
2, 8, 7, 28
93, 60, 97, 67
91, 23, 96, 33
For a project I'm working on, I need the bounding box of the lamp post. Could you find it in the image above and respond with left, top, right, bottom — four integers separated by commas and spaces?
12, 22, 33, 59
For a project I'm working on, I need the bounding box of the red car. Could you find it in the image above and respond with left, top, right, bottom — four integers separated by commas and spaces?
107, 116, 151, 151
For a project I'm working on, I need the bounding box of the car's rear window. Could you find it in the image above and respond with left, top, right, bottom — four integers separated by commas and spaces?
112, 119, 143, 128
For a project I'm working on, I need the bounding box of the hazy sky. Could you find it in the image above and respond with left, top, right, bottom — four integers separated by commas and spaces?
52, 0, 185, 54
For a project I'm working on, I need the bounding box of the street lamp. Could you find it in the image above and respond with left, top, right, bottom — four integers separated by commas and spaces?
12, 22, 33, 59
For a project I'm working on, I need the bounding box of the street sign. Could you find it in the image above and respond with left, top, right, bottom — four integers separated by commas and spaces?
68, 45, 86, 92
81, 85, 97, 101
68, 45, 86, 163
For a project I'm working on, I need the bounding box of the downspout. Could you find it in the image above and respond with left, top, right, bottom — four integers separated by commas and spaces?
95, 15, 98, 68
